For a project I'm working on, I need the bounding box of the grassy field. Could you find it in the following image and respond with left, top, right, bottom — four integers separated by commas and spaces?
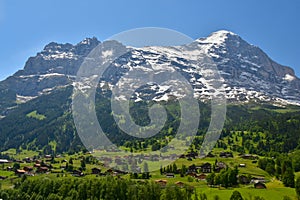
0, 144, 298, 200
1, 148, 39, 160
195, 187, 297, 200
26, 110, 46, 120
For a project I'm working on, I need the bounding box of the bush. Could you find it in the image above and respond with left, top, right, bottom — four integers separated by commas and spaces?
214, 195, 220, 200
253, 196, 265, 200
283, 196, 292, 200
187, 176, 194, 182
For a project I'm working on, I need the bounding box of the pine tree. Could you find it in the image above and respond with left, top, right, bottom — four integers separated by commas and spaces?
230, 191, 244, 200
282, 167, 295, 188
143, 162, 149, 173
295, 176, 300, 198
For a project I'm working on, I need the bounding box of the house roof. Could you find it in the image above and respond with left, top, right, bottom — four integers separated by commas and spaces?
155, 179, 167, 183
216, 162, 226, 167
40, 167, 49, 170
201, 162, 212, 167
254, 182, 266, 188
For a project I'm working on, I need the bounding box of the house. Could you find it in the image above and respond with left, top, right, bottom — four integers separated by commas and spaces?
186, 172, 197, 177
0, 159, 9, 164
115, 158, 125, 165
23, 166, 33, 172
15, 169, 26, 177
196, 173, 207, 180
106, 169, 127, 176
37, 167, 49, 173
238, 175, 250, 184
7, 166, 13, 171
215, 162, 227, 172
166, 173, 175, 178
155, 179, 167, 187
106, 169, 114, 174
219, 152, 233, 158
72, 170, 84, 177
188, 164, 197, 173
206, 152, 215, 158
151, 155, 160, 161
41, 163, 52, 169
35, 160, 42, 164
239, 163, 246, 168
201, 163, 212, 173
175, 181, 185, 188
241, 154, 258, 160
114, 169, 127, 176
91, 168, 101, 175
251, 177, 266, 183
186, 151, 198, 159
254, 182, 267, 189
34, 163, 41, 168
23, 157, 33, 163
45, 155, 52, 159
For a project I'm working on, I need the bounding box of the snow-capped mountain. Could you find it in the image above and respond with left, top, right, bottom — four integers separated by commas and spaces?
196, 30, 300, 104
1, 30, 299, 116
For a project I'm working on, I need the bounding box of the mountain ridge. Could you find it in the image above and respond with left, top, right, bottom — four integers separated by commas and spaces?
0, 30, 299, 116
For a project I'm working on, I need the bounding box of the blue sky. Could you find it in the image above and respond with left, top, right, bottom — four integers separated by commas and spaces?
0, 0, 300, 80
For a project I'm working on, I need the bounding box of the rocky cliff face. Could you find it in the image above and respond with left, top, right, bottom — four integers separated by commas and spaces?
0, 38, 100, 112
195, 31, 300, 103
3, 37, 100, 96
1, 30, 299, 116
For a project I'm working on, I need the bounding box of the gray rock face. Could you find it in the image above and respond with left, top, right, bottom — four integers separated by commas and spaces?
200, 31, 300, 103
0, 30, 299, 115
2, 37, 100, 96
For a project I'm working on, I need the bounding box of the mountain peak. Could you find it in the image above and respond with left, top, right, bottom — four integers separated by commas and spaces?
77, 37, 100, 46
212, 30, 237, 36
43, 42, 73, 52
196, 29, 241, 47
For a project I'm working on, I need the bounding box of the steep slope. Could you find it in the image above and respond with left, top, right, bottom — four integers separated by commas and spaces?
0, 38, 100, 115
196, 30, 300, 103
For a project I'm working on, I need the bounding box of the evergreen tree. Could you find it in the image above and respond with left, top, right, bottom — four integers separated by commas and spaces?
295, 176, 300, 199
143, 162, 149, 173
200, 193, 208, 200
80, 158, 86, 171
282, 167, 295, 188
230, 191, 244, 200
265, 162, 276, 175
206, 172, 215, 185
